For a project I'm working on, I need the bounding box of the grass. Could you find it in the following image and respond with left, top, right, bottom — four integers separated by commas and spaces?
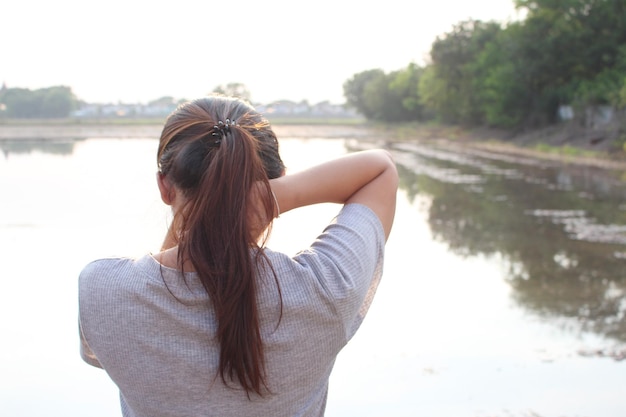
532, 143, 602, 158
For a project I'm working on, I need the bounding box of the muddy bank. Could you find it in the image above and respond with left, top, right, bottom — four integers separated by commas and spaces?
451, 139, 626, 171
457, 125, 626, 171
380, 122, 626, 172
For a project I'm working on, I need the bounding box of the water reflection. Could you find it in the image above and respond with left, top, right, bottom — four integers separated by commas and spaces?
0, 138, 84, 157
391, 141, 626, 347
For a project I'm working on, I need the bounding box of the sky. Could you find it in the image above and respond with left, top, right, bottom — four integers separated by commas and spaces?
2, 0, 522, 105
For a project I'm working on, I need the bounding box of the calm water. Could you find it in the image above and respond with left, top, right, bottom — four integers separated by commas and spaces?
1, 134, 625, 417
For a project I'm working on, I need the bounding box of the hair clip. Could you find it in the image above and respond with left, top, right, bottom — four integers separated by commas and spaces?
212, 119, 237, 134
209, 119, 238, 145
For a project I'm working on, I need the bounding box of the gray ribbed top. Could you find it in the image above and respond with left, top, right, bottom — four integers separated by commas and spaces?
79, 204, 385, 417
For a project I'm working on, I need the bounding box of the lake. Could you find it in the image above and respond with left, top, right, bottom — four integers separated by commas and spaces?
1, 130, 625, 417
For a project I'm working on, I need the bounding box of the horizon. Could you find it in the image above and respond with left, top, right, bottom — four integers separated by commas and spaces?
2, 0, 521, 106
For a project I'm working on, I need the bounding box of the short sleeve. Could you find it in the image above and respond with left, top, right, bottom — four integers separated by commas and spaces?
293, 203, 386, 341
79, 318, 102, 368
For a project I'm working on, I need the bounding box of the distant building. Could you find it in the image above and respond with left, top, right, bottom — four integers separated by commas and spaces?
70, 98, 358, 120
71, 101, 175, 118
255, 100, 358, 118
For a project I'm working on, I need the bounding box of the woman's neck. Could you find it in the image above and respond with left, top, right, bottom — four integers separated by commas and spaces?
153, 246, 196, 272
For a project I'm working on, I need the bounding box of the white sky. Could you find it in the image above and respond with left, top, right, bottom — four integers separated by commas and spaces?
1, 0, 521, 105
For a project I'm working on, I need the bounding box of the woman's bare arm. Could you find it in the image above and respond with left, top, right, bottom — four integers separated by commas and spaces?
271, 149, 398, 240
162, 149, 399, 248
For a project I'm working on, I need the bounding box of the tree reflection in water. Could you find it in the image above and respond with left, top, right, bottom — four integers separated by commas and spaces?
391, 142, 626, 347
0, 138, 84, 158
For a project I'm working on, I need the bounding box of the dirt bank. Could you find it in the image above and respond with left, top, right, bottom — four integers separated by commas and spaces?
463, 125, 626, 171
380, 122, 626, 172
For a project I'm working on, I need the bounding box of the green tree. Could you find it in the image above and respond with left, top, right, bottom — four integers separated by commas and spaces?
388, 63, 427, 120
471, 23, 530, 127
417, 65, 447, 121
343, 69, 386, 119
513, 0, 626, 121
419, 20, 501, 125
0, 85, 77, 118
344, 67, 425, 122
39, 86, 77, 118
212, 83, 251, 102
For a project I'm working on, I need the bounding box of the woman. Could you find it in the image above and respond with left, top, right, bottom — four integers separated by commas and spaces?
79, 94, 398, 416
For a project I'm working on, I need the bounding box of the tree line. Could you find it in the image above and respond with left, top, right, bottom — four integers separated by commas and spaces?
0, 85, 78, 118
0, 83, 251, 119
343, 0, 626, 130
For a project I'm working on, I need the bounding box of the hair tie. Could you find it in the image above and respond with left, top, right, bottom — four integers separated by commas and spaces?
210, 119, 237, 145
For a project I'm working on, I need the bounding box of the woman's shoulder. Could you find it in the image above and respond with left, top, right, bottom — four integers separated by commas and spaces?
80, 256, 135, 274
272, 203, 385, 289
79, 255, 153, 288
338, 203, 383, 225
325, 203, 385, 245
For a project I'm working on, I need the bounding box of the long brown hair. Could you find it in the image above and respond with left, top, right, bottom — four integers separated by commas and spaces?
156, 94, 285, 396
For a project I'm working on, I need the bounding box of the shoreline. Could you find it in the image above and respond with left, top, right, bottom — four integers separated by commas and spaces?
2, 122, 625, 171
0, 123, 164, 140
0, 123, 375, 140
446, 139, 626, 171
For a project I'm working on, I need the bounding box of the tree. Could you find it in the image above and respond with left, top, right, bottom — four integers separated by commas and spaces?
39, 86, 77, 118
420, 20, 501, 125
343, 69, 386, 119
0, 85, 78, 118
471, 23, 531, 127
388, 63, 427, 120
343, 67, 426, 122
212, 83, 251, 102
0, 88, 38, 117
514, 0, 626, 121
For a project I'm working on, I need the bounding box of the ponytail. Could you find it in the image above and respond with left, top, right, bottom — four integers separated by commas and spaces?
157, 96, 284, 396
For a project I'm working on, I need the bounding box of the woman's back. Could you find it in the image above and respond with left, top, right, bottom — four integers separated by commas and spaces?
80, 205, 385, 417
